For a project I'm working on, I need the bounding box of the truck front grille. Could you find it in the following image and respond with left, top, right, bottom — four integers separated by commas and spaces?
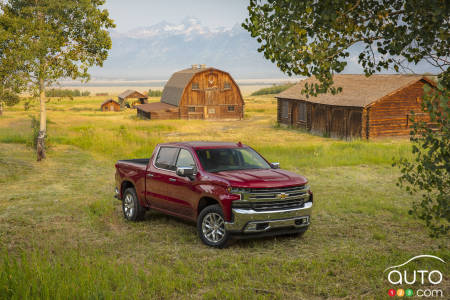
232, 185, 309, 211
247, 185, 308, 201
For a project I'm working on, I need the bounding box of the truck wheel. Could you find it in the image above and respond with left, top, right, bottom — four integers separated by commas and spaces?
197, 204, 229, 248
122, 187, 145, 221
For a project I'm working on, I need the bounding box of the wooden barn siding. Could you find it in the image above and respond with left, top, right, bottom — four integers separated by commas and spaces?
367, 80, 428, 138
101, 102, 120, 112
180, 71, 244, 120
277, 98, 363, 139
137, 109, 178, 120
313, 105, 362, 139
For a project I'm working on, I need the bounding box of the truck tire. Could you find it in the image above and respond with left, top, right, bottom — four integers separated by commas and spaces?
197, 204, 229, 248
122, 187, 145, 221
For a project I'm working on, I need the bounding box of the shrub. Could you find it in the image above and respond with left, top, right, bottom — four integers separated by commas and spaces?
251, 83, 295, 96
148, 89, 162, 97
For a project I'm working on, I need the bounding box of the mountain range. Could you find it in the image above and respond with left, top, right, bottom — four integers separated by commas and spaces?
88, 17, 436, 81
90, 18, 300, 80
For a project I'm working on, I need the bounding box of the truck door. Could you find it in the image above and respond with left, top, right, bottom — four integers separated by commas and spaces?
166, 148, 198, 218
145, 146, 179, 211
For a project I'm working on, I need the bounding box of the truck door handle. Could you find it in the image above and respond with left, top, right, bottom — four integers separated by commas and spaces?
147, 173, 154, 177
169, 178, 176, 182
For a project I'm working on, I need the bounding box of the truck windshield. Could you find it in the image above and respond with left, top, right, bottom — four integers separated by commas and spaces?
196, 147, 271, 173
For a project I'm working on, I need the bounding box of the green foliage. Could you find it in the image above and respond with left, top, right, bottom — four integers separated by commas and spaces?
148, 89, 162, 97
0, 89, 19, 108
251, 83, 295, 96
395, 85, 449, 237
243, 0, 449, 96
0, 0, 115, 87
46, 89, 90, 98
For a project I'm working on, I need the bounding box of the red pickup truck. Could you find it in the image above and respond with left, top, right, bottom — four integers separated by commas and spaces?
115, 141, 313, 247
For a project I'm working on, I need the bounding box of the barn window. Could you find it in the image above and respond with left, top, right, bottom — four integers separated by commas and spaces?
298, 102, 306, 122
192, 82, 199, 90
281, 100, 288, 118
188, 107, 195, 112
227, 106, 235, 112
224, 82, 231, 90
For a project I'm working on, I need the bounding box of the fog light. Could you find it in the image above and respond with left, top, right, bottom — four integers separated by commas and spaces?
246, 223, 257, 231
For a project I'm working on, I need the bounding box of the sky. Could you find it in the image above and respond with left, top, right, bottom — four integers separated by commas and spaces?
104, 0, 249, 32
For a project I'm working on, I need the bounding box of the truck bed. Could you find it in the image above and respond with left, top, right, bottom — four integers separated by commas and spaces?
117, 158, 149, 165
116, 158, 149, 172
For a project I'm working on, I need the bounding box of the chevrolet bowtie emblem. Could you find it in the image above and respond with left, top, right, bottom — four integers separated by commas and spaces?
277, 192, 288, 199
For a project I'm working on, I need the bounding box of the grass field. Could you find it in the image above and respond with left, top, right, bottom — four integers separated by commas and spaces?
0, 95, 448, 299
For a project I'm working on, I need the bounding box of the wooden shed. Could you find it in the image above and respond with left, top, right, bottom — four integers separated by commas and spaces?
137, 65, 244, 120
136, 102, 179, 120
118, 90, 148, 108
100, 99, 120, 112
276, 75, 436, 139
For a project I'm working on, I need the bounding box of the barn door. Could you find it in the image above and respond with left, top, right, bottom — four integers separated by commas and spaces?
348, 111, 362, 138
330, 109, 346, 139
291, 103, 297, 126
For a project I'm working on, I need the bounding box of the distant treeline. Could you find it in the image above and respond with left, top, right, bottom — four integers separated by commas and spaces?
251, 83, 295, 96
46, 89, 90, 97
148, 89, 162, 97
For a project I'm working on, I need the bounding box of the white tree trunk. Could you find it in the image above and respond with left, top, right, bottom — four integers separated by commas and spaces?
0, 101, 3, 116
37, 78, 46, 161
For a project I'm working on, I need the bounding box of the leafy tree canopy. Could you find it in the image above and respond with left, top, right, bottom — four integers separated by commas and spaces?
1, 0, 115, 88
243, 0, 449, 96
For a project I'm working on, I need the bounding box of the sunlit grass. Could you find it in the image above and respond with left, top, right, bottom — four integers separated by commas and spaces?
0, 95, 448, 299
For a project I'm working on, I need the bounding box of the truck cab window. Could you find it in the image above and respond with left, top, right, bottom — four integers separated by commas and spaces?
155, 147, 179, 170
176, 149, 196, 169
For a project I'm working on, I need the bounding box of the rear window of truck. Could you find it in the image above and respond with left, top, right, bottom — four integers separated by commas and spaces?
155, 147, 179, 170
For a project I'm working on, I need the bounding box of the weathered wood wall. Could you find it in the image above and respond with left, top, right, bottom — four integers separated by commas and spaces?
367, 79, 429, 138
179, 70, 244, 119
137, 109, 178, 120
277, 99, 363, 139
101, 101, 120, 112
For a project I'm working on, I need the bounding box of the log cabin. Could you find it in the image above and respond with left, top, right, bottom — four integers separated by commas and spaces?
276, 75, 436, 139
118, 90, 148, 108
136, 65, 244, 120
100, 99, 120, 112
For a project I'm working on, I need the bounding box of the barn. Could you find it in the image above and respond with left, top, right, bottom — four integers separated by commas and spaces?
276, 75, 436, 139
118, 90, 148, 108
136, 65, 244, 120
100, 99, 120, 112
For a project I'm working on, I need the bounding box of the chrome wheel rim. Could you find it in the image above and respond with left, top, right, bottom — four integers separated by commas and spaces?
202, 212, 225, 243
124, 193, 134, 218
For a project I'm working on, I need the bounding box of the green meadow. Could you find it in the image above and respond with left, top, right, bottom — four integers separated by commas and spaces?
0, 95, 448, 299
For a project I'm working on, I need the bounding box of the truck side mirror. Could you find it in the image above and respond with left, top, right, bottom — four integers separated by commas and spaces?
271, 162, 280, 169
176, 166, 196, 177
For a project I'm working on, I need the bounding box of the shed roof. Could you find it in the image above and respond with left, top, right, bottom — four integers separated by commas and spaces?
100, 99, 119, 106
136, 102, 178, 113
118, 90, 147, 100
161, 67, 217, 106
276, 74, 435, 107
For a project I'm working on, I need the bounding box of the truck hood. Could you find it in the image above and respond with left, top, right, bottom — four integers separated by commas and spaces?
210, 169, 307, 188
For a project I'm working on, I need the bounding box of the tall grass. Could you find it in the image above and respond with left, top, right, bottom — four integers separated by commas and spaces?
0, 250, 197, 299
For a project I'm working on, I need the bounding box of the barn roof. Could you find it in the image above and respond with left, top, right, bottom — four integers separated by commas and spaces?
276, 74, 436, 107
136, 102, 178, 113
161, 67, 218, 106
118, 90, 147, 100
100, 99, 119, 106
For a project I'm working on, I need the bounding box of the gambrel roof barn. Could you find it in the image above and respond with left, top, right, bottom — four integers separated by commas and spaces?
136, 65, 244, 120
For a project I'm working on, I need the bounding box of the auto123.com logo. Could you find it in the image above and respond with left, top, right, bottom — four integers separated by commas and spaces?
385, 255, 446, 298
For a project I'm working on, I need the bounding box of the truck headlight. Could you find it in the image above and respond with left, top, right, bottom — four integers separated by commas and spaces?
228, 187, 250, 194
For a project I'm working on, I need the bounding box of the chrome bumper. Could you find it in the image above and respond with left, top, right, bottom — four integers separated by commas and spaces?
225, 201, 312, 233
